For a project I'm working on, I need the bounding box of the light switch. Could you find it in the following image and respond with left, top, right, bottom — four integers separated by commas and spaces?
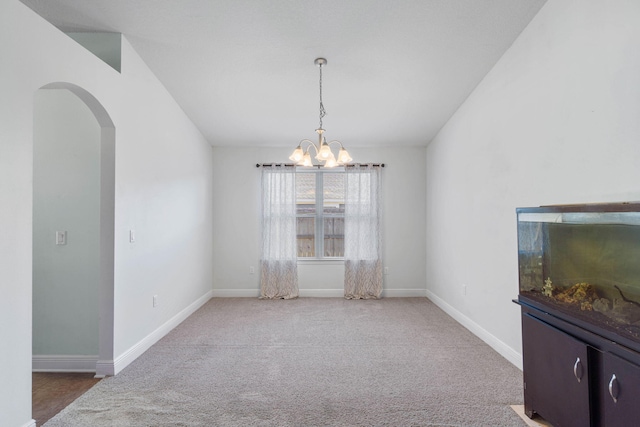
129, 229, 135, 243
56, 231, 67, 245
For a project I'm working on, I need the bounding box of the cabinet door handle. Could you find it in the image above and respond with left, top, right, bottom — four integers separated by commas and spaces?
573, 357, 583, 383
608, 374, 619, 403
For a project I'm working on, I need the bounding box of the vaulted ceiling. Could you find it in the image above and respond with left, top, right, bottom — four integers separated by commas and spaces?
20, 0, 546, 147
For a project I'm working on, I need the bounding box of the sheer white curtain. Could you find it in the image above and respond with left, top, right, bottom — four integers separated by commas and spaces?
344, 164, 382, 299
260, 165, 299, 299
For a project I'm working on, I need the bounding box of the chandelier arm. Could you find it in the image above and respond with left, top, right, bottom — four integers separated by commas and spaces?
298, 139, 320, 155
325, 140, 346, 149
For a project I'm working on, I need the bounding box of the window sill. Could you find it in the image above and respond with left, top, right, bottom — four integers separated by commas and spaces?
297, 259, 344, 266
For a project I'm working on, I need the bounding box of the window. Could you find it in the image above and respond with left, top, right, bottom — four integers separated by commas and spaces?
295, 170, 345, 258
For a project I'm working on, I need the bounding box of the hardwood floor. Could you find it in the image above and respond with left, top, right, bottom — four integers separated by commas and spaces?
32, 373, 101, 426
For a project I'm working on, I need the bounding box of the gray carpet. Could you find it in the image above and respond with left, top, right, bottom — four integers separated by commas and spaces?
44, 298, 526, 426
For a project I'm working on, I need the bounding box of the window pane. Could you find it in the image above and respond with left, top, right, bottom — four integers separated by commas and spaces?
296, 173, 316, 257
297, 217, 315, 257
323, 173, 345, 257
324, 217, 344, 257
323, 173, 345, 215
296, 173, 316, 215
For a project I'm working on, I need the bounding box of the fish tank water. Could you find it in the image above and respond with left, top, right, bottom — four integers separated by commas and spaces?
517, 203, 640, 344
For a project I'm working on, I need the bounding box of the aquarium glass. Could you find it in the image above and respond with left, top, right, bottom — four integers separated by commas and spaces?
517, 209, 640, 341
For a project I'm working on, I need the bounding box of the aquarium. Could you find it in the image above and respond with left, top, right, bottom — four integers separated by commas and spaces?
517, 203, 640, 344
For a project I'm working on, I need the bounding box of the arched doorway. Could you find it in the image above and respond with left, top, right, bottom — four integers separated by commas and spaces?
32, 83, 115, 377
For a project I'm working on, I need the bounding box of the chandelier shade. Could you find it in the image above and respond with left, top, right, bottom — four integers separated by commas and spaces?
289, 58, 352, 168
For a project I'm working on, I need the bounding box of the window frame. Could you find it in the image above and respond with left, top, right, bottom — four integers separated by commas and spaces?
295, 167, 345, 261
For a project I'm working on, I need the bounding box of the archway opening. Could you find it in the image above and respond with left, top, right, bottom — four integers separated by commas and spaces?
32, 82, 115, 378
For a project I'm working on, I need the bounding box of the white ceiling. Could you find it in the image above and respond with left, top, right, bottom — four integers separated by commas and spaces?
20, 0, 546, 148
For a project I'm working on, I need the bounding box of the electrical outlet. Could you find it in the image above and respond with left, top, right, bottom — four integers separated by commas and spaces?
249, 266, 255, 275
153, 295, 158, 307
129, 229, 135, 243
384, 267, 389, 275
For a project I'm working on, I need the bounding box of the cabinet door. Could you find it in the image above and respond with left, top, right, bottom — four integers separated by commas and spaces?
601, 352, 640, 426
522, 314, 591, 427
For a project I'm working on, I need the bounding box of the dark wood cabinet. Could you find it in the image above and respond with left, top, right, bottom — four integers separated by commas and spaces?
599, 350, 640, 426
520, 303, 640, 427
522, 313, 591, 426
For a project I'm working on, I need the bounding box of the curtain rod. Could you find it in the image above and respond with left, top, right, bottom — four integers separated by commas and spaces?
256, 163, 385, 168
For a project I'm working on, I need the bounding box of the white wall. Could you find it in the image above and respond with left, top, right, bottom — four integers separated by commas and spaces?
211, 146, 427, 297
426, 0, 640, 368
112, 30, 214, 362
33, 89, 100, 358
0, 1, 214, 425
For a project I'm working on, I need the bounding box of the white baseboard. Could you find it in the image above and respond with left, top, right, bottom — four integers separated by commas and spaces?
426, 290, 523, 370
381, 289, 428, 298
22, 420, 36, 427
212, 288, 343, 298
299, 289, 343, 297
95, 359, 115, 378
32, 355, 98, 372
212, 288, 261, 298
213, 288, 428, 298
107, 290, 213, 376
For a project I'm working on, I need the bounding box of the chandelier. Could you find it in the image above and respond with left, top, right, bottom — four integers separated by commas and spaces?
289, 58, 352, 168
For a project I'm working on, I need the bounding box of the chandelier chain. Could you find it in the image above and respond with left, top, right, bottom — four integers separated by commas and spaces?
288, 57, 352, 167
318, 63, 326, 129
